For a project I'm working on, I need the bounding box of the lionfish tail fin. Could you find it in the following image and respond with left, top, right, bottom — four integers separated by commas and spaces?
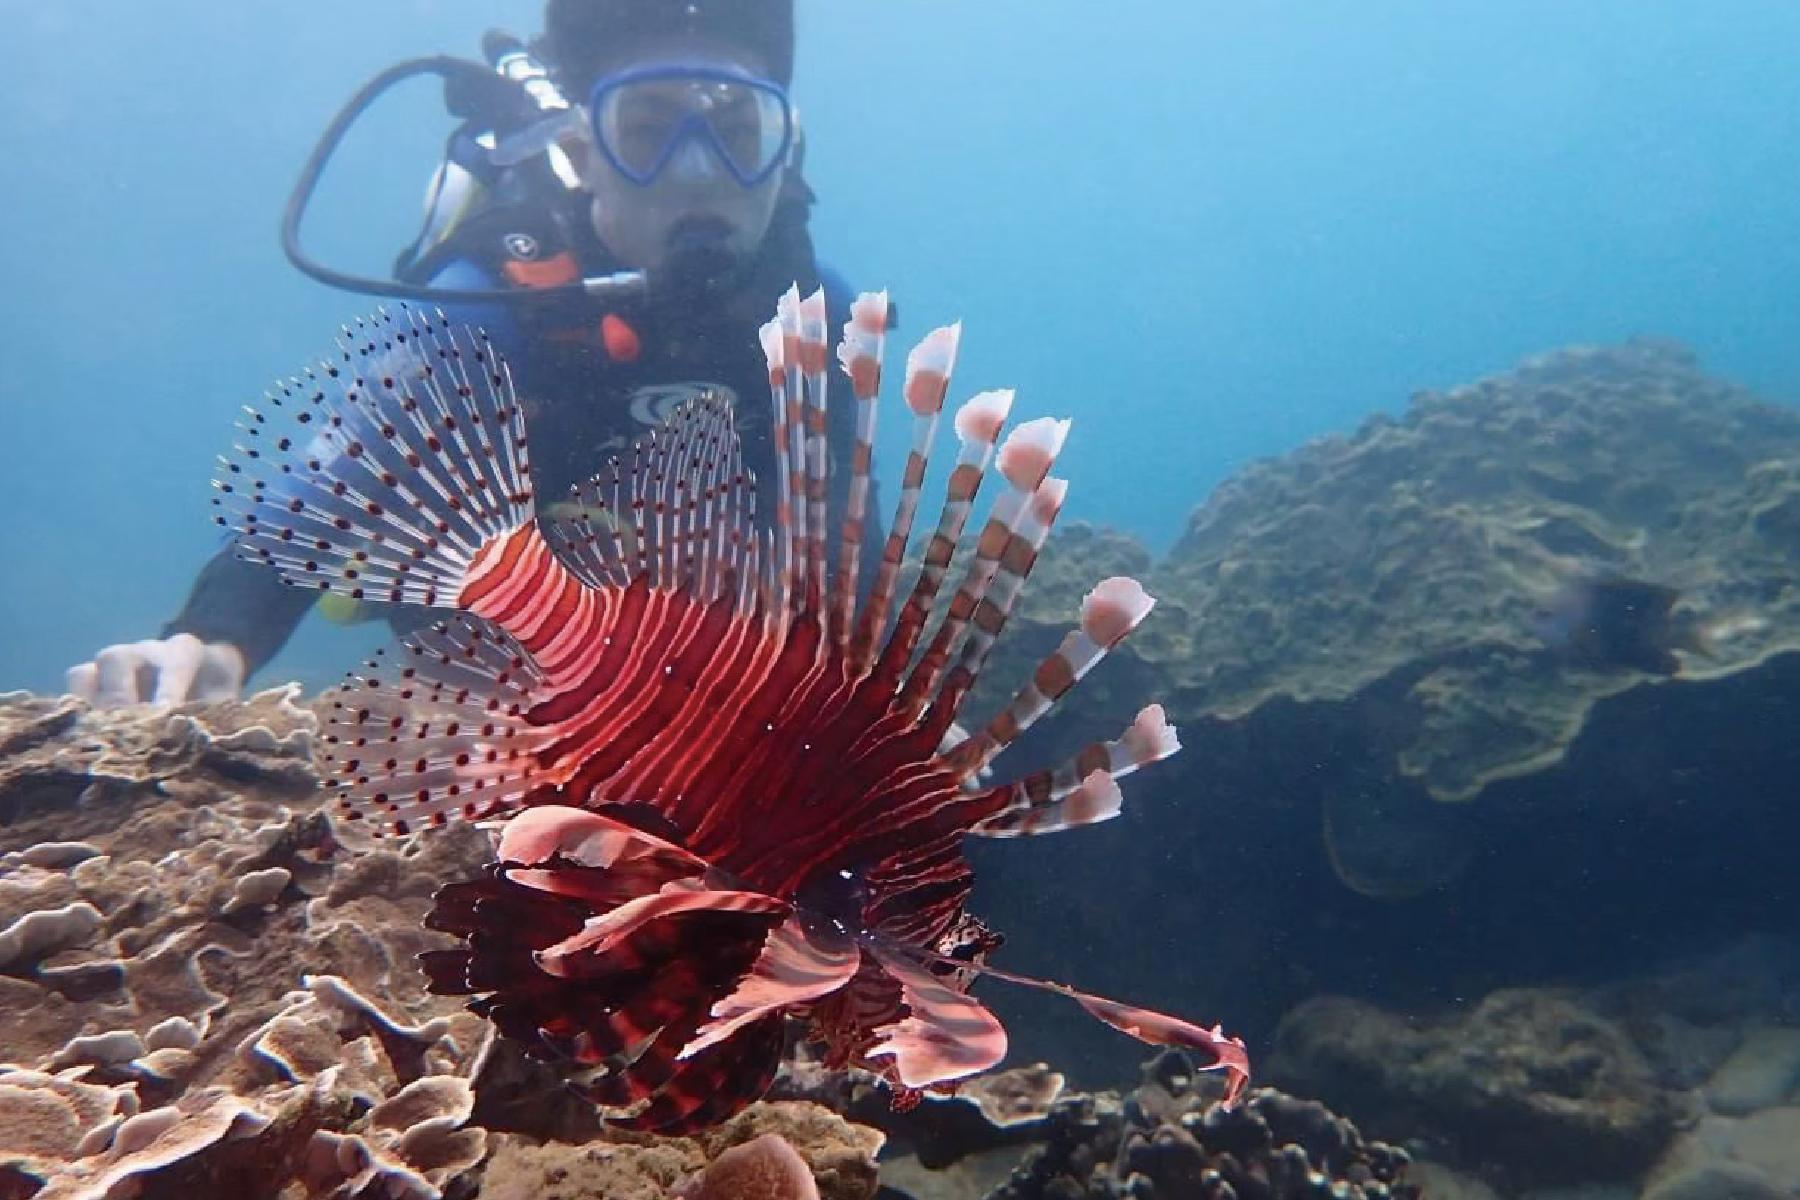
213, 307, 536, 609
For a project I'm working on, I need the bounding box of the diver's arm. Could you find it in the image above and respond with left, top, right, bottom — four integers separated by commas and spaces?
160, 547, 320, 678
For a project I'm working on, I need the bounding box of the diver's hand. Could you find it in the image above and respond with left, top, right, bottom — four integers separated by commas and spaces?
65, 635, 246, 708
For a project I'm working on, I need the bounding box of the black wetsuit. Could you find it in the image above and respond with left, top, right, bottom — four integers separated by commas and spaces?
165, 190, 876, 677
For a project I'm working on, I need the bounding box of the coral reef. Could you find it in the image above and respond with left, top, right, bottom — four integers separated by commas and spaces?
967, 1050, 1416, 1200
1157, 341, 1799, 800
0, 691, 884, 1199
480, 1104, 881, 1200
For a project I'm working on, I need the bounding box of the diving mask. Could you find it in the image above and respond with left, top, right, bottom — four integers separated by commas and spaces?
586, 63, 794, 188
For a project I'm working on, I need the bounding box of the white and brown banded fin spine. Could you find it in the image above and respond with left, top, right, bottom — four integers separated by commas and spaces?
970, 768, 1124, 838
849, 321, 960, 673
929, 476, 1069, 742
212, 307, 533, 607
949, 576, 1157, 777
968, 706, 1178, 839
797, 287, 832, 604
776, 287, 809, 598
758, 316, 796, 616
903, 401, 1080, 719
873, 388, 1013, 686
828, 291, 889, 647
320, 614, 549, 838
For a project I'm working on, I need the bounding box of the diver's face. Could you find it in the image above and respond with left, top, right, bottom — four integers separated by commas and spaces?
578, 46, 787, 280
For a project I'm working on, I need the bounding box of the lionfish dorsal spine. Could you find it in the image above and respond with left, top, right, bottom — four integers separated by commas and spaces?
797, 286, 833, 599
844, 320, 959, 673
828, 290, 889, 648
929, 475, 1070, 729
947, 575, 1158, 777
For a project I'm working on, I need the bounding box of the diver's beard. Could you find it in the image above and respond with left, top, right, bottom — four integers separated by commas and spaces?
654, 216, 747, 304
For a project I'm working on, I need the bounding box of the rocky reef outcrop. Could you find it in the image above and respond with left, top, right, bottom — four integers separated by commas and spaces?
1266, 935, 1800, 1197
959, 341, 1800, 1082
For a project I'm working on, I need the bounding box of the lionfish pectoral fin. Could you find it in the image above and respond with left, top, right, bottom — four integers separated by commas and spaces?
216, 309, 581, 839
497, 804, 702, 871
321, 614, 550, 837
214, 308, 536, 610
679, 918, 860, 1060
603, 1012, 788, 1134
863, 944, 1008, 1090
537, 886, 790, 977
972, 960, 1249, 1107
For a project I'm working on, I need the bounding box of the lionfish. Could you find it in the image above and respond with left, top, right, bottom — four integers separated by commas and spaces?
214, 287, 1248, 1132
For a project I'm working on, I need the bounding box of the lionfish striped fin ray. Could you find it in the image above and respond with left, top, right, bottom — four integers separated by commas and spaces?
932, 476, 1071, 736
320, 615, 549, 835
776, 287, 809, 599
797, 287, 833, 599
871, 388, 1015, 692
213, 307, 533, 607
828, 291, 889, 647
902, 409, 1077, 720
947, 576, 1156, 777
759, 315, 798, 614
847, 321, 960, 673
970, 704, 1181, 838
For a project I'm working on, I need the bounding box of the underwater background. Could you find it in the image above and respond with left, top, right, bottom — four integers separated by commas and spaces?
2, 0, 1797, 694
2, 4, 1800, 1198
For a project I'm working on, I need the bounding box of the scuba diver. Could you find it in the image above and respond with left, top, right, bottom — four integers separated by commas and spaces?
69, 0, 879, 706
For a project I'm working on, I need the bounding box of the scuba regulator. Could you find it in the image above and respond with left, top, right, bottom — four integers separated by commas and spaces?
281, 32, 647, 307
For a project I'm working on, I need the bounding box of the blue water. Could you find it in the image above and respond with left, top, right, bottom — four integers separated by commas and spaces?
1, 0, 1796, 694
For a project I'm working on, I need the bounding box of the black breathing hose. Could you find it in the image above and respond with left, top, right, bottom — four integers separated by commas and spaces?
280, 55, 645, 306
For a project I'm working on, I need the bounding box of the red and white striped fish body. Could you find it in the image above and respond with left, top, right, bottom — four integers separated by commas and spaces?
213, 290, 1247, 1133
